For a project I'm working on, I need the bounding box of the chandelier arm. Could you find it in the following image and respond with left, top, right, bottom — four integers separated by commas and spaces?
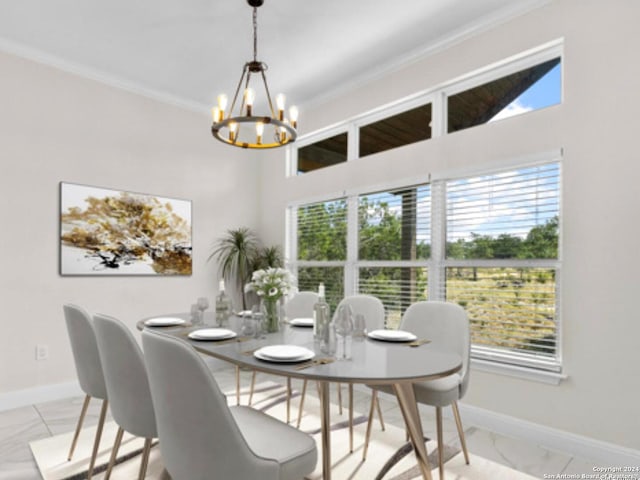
260, 69, 277, 118
228, 64, 249, 117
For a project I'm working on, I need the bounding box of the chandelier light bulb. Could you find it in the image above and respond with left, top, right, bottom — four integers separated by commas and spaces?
256, 121, 264, 144
229, 121, 238, 142
217, 94, 228, 119
211, 107, 220, 122
289, 105, 299, 128
245, 88, 256, 116
276, 93, 286, 120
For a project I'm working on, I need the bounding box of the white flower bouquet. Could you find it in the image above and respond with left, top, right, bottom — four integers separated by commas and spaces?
248, 267, 296, 301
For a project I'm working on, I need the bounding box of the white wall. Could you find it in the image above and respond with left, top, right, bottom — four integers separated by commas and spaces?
0, 51, 260, 394
257, 0, 640, 450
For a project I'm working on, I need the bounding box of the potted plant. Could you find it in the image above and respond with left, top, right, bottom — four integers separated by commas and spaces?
209, 228, 284, 311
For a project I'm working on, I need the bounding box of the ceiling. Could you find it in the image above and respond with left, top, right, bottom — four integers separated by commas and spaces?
0, 0, 547, 113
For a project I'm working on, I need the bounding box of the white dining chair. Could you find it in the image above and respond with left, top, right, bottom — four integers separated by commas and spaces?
246, 291, 319, 424
296, 294, 387, 454
63, 304, 109, 479
142, 328, 318, 480
93, 313, 158, 480
363, 301, 471, 478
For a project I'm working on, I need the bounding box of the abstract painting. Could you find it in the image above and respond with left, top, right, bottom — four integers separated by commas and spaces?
60, 182, 192, 275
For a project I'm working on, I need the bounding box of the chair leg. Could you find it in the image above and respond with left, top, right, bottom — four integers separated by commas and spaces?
362, 390, 377, 461
337, 382, 343, 415
286, 378, 292, 424
296, 379, 308, 428
87, 399, 109, 480
452, 401, 470, 465
375, 394, 386, 431
235, 366, 240, 406
67, 394, 91, 461
348, 383, 354, 453
436, 406, 444, 480
104, 426, 124, 480
138, 438, 153, 480
248, 371, 257, 406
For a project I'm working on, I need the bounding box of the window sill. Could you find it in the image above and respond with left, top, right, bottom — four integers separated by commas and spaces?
471, 358, 568, 385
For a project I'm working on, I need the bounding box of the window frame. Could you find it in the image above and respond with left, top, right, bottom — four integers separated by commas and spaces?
289, 39, 563, 177
287, 152, 563, 375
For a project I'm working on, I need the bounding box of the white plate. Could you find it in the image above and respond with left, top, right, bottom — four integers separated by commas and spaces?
254, 345, 315, 362
367, 329, 417, 342
188, 328, 237, 341
236, 310, 253, 317
144, 317, 187, 327
254, 349, 315, 363
289, 317, 314, 327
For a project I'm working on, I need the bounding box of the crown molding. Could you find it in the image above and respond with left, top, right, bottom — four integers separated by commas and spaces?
299, 0, 552, 111
0, 36, 211, 115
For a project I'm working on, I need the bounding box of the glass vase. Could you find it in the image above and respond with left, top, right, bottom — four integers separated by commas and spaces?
261, 297, 281, 333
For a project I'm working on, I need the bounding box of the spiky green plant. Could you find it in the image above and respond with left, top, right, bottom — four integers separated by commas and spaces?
253, 245, 284, 271
209, 227, 259, 310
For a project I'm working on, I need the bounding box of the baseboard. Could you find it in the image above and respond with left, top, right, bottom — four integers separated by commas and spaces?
0, 381, 82, 412
363, 386, 640, 467
456, 403, 640, 467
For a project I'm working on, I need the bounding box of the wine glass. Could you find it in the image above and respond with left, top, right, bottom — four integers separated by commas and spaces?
334, 304, 354, 360
196, 297, 209, 324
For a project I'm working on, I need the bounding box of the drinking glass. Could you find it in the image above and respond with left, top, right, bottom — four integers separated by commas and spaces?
353, 313, 366, 341
251, 304, 265, 338
190, 304, 203, 325
196, 297, 209, 324
240, 311, 256, 337
334, 304, 354, 360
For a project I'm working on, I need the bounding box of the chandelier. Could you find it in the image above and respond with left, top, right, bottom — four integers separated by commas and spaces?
211, 0, 298, 149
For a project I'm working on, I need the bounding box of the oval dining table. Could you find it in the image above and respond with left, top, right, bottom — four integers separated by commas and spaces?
138, 313, 462, 480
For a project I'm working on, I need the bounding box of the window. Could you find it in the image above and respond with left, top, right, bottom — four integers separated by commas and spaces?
357, 185, 431, 327
292, 199, 347, 309
288, 160, 561, 372
293, 44, 562, 175
443, 163, 560, 369
447, 57, 561, 133
297, 133, 348, 174
359, 104, 432, 158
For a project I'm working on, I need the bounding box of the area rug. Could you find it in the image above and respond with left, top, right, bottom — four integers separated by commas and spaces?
30, 382, 537, 479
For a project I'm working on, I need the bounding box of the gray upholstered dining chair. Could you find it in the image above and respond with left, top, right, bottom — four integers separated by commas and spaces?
247, 290, 319, 424
63, 304, 109, 480
363, 301, 471, 478
141, 328, 318, 480
93, 313, 158, 480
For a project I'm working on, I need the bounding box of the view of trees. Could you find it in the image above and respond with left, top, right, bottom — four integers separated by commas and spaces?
295, 194, 559, 357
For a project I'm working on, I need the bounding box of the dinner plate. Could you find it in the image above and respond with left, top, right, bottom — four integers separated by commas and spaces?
144, 317, 187, 327
254, 345, 315, 363
367, 329, 417, 342
188, 328, 236, 341
289, 317, 314, 327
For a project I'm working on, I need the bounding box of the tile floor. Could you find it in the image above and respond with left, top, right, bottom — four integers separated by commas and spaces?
0, 363, 599, 480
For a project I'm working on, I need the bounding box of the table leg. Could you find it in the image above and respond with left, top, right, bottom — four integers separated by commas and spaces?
318, 380, 332, 480
235, 366, 240, 406
348, 383, 354, 453
392, 383, 433, 480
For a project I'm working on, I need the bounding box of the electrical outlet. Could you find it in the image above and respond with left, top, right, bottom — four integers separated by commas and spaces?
36, 344, 49, 361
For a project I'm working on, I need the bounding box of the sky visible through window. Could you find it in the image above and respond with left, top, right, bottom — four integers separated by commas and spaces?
490, 63, 561, 121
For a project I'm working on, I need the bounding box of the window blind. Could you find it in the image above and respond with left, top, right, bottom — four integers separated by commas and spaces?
444, 163, 560, 369
356, 185, 430, 328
